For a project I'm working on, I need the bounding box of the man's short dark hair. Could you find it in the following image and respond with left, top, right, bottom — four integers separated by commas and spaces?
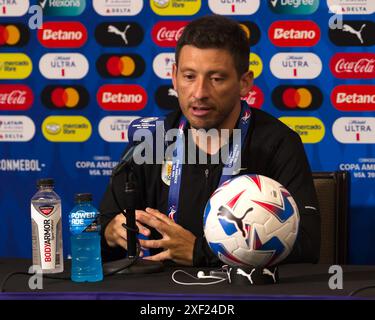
175, 15, 250, 77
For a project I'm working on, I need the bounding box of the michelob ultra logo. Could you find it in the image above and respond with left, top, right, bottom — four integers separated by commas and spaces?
97, 54, 145, 78
153, 53, 175, 79
42, 116, 92, 142
0, 0, 29, 16
39, 0, 86, 16
269, 20, 320, 47
279, 117, 325, 143
0, 116, 35, 142
330, 53, 375, 79
208, 0, 260, 15
38, 22, 88, 48
272, 85, 322, 110
0, 53, 32, 79
331, 85, 375, 111
151, 0, 201, 15
249, 53, 263, 79
97, 84, 147, 111
0, 84, 33, 111
0, 23, 29, 47
99, 116, 140, 142
41, 85, 89, 110
329, 21, 375, 47
268, 0, 319, 14
241, 85, 264, 109
155, 85, 179, 110
152, 21, 188, 47
332, 117, 375, 144
270, 53, 322, 79
239, 21, 261, 46
327, 0, 375, 15
95, 22, 144, 47
39, 53, 89, 79
93, 0, 143, 16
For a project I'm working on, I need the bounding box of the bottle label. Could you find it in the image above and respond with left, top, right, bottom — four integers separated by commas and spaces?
69, 210, 100, 235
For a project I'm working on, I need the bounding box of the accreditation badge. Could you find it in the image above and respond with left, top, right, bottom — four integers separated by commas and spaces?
161, 159, 173, 186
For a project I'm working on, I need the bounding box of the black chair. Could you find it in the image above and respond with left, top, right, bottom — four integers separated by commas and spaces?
312, 171, 350, 264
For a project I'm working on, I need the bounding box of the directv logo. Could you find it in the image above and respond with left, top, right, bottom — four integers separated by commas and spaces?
269, 0, 319, 14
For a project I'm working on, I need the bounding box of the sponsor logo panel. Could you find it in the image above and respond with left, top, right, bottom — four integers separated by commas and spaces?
241, 85, 264, 109
279, 117, 325, 143
42, 116, 92, 142
151, 0, 201, 16
0, 53, 32, 79
249, 53, 263, 79
327, 0, 375, 15
330, 53, 375, 79
93, 0, 143, 16
331, 85, 375, 111
0, 23, 29, 47
208, 0, 260, 15
95, 22, 144, 47
41, 85, 89, 110
152, 21, 188, 47
153, 53, 175, 79
268, 0, 319, 14
99, 116, 140, 142
333, 117, 375, 143
97, 54, 145, 78
0, 85, 33, 111
0, 0, 29, 17
239, 21, 261, 46
39, 0, 86, 16
272, 85, 322, 110
0, 116, 35, 142
155, 85, 179, 110
329, 20, 375, 46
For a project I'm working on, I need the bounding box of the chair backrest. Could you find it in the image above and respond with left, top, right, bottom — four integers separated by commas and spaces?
312, 171, 349, 265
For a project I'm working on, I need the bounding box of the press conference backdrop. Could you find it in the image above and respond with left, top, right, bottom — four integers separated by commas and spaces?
0, 1, 374, 264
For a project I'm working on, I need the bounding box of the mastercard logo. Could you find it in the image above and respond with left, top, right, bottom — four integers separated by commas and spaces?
42, 85, 89, 110
272, 85, 323, 110
96, 54, 145, 78
0, 24, 29, 47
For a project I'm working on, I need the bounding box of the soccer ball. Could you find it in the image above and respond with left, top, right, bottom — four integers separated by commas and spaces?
203, 175, 300, 268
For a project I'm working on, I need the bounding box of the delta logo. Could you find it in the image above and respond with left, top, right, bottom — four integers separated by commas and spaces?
239, 21, 261, 46
38, 22, 87, 48
270, 53, 322, 79
0, 23, 29, 47
153, 53, 175, 79
152, 21, 188, 47
331, 85, 375, 112
155, 85, 179, 110
241, 85, 264, 109
39, 53, 89, 79
95, 22, 144, 47
279, 116, 325, 143
0, 53, 32, 80
208, 0, 260, 15
268, 0, 319, 14
327, 0, 375, 15
0, 115, 35, 142
93, 0, 143, 16
329, 20, 375, 47
97, 85, 147, 111
330, 53, 375, 79
39, 0, 86, 16
332, 117, 375, 144
269, 20, 320, 47
97, 54, 145, 78
0, 85, 33, 111
151, 0, 201, 16
42, 116, 92, 142
41, 85, 89, 110
272, 85, 322, 110
99, 116, 140, 142
0, 0, 29, 16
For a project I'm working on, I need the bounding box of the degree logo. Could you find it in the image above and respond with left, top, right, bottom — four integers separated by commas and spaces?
0, 116, 35, 142
331, 85, 375, 111
0, 53, 32, 80
239, 21, 261, 46
42, 116, 92, 142
327, 0, 375, 15
249, 53, 263, 79
268, 0, 319, 14
93, 0, 143, 16
97, 54, 145, 78
0, 0, 29, 16
279, 117, 325, 144
208, 0, 260, 15
330, 53, 375, 79
0, 85, 33, 111
155, 85, 179, 110
332, 117, 375, 144
39, 0, 86, 16
151, 0, 201, 16
152, 21, 188, 47
272, 85, 322, 110
42, 85, 89, 110
95, 22, 144, 47
241, 85, 264, 109
99, 116, 140, 142
329, 20, 375, 47
0, 23, 29, 47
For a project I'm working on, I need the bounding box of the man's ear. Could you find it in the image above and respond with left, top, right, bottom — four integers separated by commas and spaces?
239, 70, 253, 97
172, 63, 178, 91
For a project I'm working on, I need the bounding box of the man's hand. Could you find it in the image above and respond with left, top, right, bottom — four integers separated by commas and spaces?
136, 208, 196, 266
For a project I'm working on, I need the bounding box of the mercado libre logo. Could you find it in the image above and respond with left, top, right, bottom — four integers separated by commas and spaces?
95, 22, 144, 47
208, 0, 260, 15
151, 0, 201, 16
279, 117, 325, 144
272, 85, 323, 111
41, 85, 89, 110
0, 53, 32, 80
42, 116, 92, 142
39, 0, 86, 16
0, 23, 29, 47
249, 53, 263, 79
93, 0, 143, 16
268, 0, 319, 14
0, 84, 34, 111
0, 0, 29, 17
97, 54, 145, 78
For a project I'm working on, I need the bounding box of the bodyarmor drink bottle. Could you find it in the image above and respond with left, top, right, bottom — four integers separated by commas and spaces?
31, 178, 63, 273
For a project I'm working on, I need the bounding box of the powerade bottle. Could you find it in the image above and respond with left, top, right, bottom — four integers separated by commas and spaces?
69, 193, 103, 282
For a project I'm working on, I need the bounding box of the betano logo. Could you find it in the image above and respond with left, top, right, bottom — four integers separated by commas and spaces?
269, 20, 320, 47
153, 53, 175, 79
39, 0, 86, 16
331, 85, 375, 111
0, 115, 35, 142
93, 0, 143, 16
41, 85, 89, 110
239, 21, 261, 46
268, 0, 319, 14
270, 53, 322, 79
330, 53, 375, 79
279, 117, 325, 143
97, 54, 145, 78
208, 0, 259, 15
0, 53, 32, 79
38, 22, 88, 48
152, 21, 188, 47
333, 117, 375, 144
272, 85, 322, 110
151, 0, 200, 15
0, 84, 33, 111
95, 22, 144, 47
42, 116, 92, 142
327, 0, 375, 15
97, 85, 147, 111
241, 85, 264, 109
0, 23, 29, 47
39, 53, 89, 79
249, 53, 263, 79
99, 116, 140, 142
0, 0, 29, 16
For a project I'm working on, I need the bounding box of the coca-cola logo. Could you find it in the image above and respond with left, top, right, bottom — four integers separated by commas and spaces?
331, 85, 375, 111
0, 85, 33, 110
241, 86, 264, 109
330, 53, 375, 79
152, 21, 188, 47
38, 22, 87, 48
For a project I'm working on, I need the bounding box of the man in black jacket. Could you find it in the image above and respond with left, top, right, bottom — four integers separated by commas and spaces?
100, 15, 320, 267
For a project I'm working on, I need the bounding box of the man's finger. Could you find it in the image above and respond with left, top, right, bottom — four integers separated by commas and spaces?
145, 208, 173, 225
139, 238, 164, 249
143, 250, 170, 262
136, 211, 169, 234
136, 222, 151, 237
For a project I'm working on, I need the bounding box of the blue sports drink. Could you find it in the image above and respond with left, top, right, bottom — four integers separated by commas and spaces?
69, 193, 103, 282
